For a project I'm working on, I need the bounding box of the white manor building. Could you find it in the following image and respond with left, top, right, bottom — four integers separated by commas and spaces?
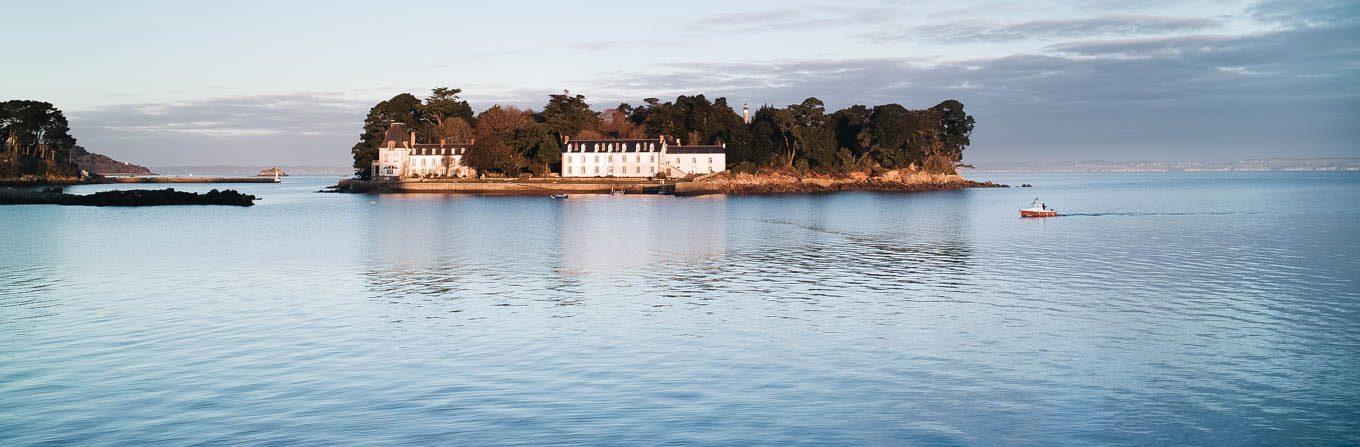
560, 136, 726, 178
372, 122, 474, 179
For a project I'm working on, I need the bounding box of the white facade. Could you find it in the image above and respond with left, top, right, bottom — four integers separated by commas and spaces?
372, 123, 473, 179
664, 149, 726, 177
560, 137, 726, 178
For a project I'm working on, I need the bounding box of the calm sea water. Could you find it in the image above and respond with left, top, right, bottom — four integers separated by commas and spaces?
2, 172, 1357, 446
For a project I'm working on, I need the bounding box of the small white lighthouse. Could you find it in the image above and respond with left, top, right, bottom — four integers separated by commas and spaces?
742, 102, 751, 124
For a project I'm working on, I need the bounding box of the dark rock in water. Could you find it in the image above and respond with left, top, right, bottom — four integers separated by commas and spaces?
0, 188, 256, 207
42, 186, 64, 193
1021, 183, 1033, 187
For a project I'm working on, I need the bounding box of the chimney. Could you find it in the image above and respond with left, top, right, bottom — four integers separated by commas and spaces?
409, 131, 416, 147
440, 139, 447, 145
563, 135, 571, 144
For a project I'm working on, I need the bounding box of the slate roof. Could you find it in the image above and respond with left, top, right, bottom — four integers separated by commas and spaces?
383, 123, 409, 146
563, 139, 663, 153
409, 144, 472, 156
668, 145, 725, 154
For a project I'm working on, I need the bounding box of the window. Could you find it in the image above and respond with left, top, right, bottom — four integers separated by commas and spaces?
709, 157, 713, 164
567, 166, 573, 174
594, 166, 599, 174
692, 157, 697, 164
649, 143, 655, 150
649, 155, 654, 162
635, 155, 640, 162
635, 166, 640, 174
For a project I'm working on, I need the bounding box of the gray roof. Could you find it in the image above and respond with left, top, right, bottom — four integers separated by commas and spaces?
668, 145, 725, 154
562, 139, 663, 153
382, 123, 408, 146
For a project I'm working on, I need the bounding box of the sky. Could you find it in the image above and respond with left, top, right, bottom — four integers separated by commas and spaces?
2, 0, 1357, 166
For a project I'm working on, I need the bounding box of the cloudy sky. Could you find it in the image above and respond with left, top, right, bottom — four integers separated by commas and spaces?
3, 0, 1356, 166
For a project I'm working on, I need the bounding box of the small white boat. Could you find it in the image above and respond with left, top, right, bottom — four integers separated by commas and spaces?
550, 194, 568, 199
1020, 198, 1058, 217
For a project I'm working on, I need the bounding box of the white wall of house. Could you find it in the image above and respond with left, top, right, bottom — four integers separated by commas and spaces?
376, 142, 408, 178
665, 152, 726, 177
560, 141, 663, 178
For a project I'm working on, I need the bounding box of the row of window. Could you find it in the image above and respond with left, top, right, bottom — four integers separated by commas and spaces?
563, 155, 716, 164
566, 143, 657, 152
411, 148, 466, 155
567, 154, 656, 163
411, 157, 463, 167
566, 166, 655, 175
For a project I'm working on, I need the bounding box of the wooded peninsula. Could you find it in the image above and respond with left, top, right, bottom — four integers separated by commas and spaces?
1, 100, 152, 183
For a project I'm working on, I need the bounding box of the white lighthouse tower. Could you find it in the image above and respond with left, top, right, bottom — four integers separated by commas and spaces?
742, 102, 751, 124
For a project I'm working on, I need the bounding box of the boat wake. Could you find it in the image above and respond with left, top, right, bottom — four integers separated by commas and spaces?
1058, 211, 1260, 217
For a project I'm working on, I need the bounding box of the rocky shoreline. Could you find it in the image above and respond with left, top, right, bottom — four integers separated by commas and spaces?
329, 170, 1005, 196
0, 188, 257, 206
676, 171, 1006, 196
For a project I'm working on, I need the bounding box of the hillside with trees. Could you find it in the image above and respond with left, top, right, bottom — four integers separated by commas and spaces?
2, 100, 82, 181
2, 100, 151, 180
351, 88, 974, 179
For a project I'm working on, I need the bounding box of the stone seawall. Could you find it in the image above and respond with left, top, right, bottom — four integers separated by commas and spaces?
332, 179, 665, 195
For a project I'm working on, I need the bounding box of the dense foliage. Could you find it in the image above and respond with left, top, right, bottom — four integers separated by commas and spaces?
1, 100, 82, 179
351, 88, 975, 178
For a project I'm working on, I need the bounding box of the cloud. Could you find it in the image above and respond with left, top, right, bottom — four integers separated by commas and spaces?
588, 17, 1359, 161
67, 93, 372, 166
867, 15, 1221, 43
1249, 0, 1360, 26
691, 6, 898, 32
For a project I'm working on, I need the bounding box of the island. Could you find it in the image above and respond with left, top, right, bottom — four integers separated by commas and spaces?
257, 167, 288, 177
335, 88, 1001, 195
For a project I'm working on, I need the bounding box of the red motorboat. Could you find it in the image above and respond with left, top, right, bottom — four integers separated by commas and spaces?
1020, 198, 1058, 217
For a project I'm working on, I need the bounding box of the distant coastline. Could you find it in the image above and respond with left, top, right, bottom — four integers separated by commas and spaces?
968, 158, 1360, 173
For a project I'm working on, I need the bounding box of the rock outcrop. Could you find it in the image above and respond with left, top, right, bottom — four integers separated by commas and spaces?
675, 169, 1006, 196
0, 188, 256, 206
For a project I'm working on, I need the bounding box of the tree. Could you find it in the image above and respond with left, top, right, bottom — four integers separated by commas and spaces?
868, 104, 913, 168
598, 108, 645, 139
1, 100, 80, 179
541, 91, 597, 139
465, 105, 536, 175
931, 99, 974, 162
424, 87, 475, 127
831, 105, 872, 158
508, 122, 561, 175
465, 135, 521, 175
749, 106, 796, 167
350, 93, 425, 179
434, 117, 475, 143
475, 105, 533, 139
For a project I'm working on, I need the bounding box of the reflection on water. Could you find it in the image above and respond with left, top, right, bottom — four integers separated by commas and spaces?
2, 173, 1359, 446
